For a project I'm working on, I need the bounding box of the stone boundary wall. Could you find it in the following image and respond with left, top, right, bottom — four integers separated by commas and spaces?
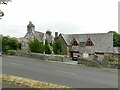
6, 50, 119, 69
11, 50, 65, 62
78, 54, 119, 69
27, 53, 65, 62
6, 50, 66, 62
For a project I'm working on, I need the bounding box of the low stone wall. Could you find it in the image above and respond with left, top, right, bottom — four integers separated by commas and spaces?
5, 50, 66, 62
5, 50, 119, 69
78, 55, 119, 69
78, 57, 99, 67
27, 53, 65, 62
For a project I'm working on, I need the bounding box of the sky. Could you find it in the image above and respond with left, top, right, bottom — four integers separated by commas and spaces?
0, 0, 119, 38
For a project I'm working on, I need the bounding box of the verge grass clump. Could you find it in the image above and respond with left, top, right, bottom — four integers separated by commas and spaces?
0, 74, 74, 89
107, 56, 120, 62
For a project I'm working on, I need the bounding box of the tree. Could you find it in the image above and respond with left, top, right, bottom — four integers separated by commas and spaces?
0, 0, 11, 4
2, 35, 21, 53
52, 40, 61, 54
108, 31, 120, 47
0, 10, 4, 17
0, 0, 11, 18
44, 40, 51, 54
28, 38, 44, 53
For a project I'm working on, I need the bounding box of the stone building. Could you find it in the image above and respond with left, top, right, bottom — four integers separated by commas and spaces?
21, 21, 54, 52
20, 21, 119, 57
56, 33, 114, 57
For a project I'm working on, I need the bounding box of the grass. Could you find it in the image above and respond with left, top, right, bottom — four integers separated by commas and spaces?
1, 74, 73, 89
107, 56, 120, 62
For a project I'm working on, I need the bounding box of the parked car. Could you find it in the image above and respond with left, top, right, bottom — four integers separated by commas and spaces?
72, 53, 80, 61
72, 56, 78, 61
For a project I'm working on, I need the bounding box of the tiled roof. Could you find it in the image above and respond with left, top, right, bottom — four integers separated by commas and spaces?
59, 33, 113, 53
23, 31, 54, 43
34, 31, 44, 42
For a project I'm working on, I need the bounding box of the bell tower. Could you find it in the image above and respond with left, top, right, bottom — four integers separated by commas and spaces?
27, 21, 35, 33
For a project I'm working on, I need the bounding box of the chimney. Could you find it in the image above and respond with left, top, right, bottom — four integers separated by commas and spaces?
55, 32, 58, 39
27, 21, 35, 33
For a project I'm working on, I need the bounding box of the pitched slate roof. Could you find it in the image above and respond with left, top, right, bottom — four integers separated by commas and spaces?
34, 31, 44, 42
59, 33, 113, 53
23, 30, 54, 43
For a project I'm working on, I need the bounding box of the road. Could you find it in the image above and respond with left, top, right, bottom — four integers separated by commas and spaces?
2, 55, 118, 88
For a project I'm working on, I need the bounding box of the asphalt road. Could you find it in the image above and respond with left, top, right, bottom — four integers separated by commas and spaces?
2, 55, 118, 88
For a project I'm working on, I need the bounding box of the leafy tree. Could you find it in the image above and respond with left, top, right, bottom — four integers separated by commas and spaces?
2, 35, 21, 53
108, 31, 120, 47
0, 10, 4, 17
44, 40, 51, 54
52, 40, 61, 54
28, 38, 44, 53
60, 49, 67, 55
0, 0, 11, 4
0, 0, 11, 18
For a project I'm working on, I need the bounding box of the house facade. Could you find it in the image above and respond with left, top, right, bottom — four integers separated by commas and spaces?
20, 22, 119, 57
57, 33, 114, 57
21, 21, 54, 52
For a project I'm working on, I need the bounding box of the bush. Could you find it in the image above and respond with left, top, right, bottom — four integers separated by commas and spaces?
7, 50, 18, 55
44, 40, 51, 54
28, 38, 44, 53
2, 35, 21, 53
107, 56, 120, 62
59, 49, 67, 55
52, 40, 61, 54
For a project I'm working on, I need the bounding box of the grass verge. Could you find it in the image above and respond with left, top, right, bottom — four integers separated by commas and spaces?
0, 74, 73, 89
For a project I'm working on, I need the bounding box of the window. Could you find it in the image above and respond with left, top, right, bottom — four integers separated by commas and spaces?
79, 42, 85, 47
86, 38, 94, 46
71, 38, 78, 46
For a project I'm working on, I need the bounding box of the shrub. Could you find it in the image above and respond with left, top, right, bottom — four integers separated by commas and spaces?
28, 38, 44, 53
44, 40, 51, 54
107, 56, 120, 62
7, 50, 18, 55
52, 40, 61, 54
2, 35, 21, 53
59, 49, 67, 55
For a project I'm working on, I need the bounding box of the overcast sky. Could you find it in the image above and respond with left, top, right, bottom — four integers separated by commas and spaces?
0, 0, 119, 38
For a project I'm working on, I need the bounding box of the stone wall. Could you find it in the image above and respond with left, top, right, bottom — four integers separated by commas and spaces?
27, 53, 64, 62
78, 54, 119, 69
6, 50, 66, 62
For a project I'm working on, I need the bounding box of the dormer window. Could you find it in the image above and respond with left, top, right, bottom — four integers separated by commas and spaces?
71, 38, 78, 46
86, 37, 94, 46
